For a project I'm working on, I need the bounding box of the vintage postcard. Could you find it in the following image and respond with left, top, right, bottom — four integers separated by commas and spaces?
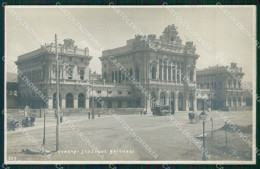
4, 4, 257, 164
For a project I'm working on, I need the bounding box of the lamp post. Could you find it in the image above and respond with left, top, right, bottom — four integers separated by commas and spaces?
91, 78, 94, 119
43, 109, 46, 145
55, 34, 60, 151
201, 113, 207, 161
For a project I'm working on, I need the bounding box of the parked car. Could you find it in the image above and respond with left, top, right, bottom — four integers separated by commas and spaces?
7, 120, 19, 131
153, 105, 174, 116
22, 116, 35, 127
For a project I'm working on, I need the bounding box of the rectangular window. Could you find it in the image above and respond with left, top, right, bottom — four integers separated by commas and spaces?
118, 101, 122, 108
127, 101, 131, 108
159, 66, 162, 80
107, 101, 112, 108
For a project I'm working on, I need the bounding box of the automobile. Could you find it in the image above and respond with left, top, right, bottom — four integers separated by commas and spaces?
153, 105, 174, 116
22, 116, 35, 127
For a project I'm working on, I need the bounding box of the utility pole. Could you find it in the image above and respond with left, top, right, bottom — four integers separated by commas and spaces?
55, 34, 60, 151
202, 120, 206, 161
43, 109, 45, 145
91, 78, 94, 119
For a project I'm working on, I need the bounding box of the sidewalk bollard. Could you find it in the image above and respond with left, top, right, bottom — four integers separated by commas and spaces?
88, 112, 90, 119
98, 112, 100, 118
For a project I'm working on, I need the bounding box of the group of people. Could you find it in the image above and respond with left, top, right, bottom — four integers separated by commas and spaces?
140, 109, 147, 115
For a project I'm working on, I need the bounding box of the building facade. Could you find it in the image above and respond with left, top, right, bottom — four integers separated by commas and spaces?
100, 24, 198, 114
14, 24, 248, 113
197, 63, 246, 111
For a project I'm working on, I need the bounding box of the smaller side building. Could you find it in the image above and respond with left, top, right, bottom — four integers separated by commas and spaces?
196, 63, 246, 111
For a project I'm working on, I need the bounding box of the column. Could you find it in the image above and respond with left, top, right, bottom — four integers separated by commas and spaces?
166, 92, 169, 105
193, 67, 196, 82
174, 94, 178, 112
185, 94, 189, 111
168, 66, 171, 82
226, 98, 228, 107
166, 66, 168, 82
74, 98, 78, 108
179, 63, 182, 82
193, 96, 197, 112
62, 98, 65, 109
47, 96, 53, 109
146, 96, 152, 115
162, 65, 164, 81
85, 96, 89, 108
156, 62, 159, 80
175, 64, 177, 82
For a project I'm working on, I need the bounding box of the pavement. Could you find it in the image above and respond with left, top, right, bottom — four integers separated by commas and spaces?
6, 110, 253, 162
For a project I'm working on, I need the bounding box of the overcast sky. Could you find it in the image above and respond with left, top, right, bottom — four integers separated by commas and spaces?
6, 6, 255, 82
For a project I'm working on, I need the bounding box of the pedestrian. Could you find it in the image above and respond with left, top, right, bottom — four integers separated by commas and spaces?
60, 111, 63, 123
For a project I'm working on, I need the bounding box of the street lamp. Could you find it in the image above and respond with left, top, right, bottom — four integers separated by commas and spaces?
200, 112, 207, 161
91, 78, 94, 119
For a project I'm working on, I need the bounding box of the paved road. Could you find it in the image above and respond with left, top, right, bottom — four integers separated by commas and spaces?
6, 110, 252, 162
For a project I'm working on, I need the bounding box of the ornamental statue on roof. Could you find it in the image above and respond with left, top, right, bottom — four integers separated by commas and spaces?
159, 24, 182, 45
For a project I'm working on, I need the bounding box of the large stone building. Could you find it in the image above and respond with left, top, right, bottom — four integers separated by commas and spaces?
14, 24, 247, 113
100, 24, 198, 114
16, 38, 92, 109
196, 63, 246, 111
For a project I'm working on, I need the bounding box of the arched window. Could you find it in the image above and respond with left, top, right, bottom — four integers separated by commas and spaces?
228, 97, 232, 107
168, 66, 171, 81
160, 92, 166, 105
79, 70, 84, 80
189, 94, 193, 111
115, 71, 118, 82
228, 80, 231, 88
135, 67, 140, 81
112, 71, 114, 82
163, 66, 167, 80
53, 93, 62, 109
159, 65, 162, 80
151, 67, 156, 80
234, 81, 237, 89
238, 97, 241, 107
118, 101, 122, 108
78, 93, 85, 108
130, 68, 133, 77
66, 93, 74, 108
190, 70, 193, 82
233, 97, 237, 107
66, 66, 73, 80
118, 70, 122, 83
170, 93, 174, 112
178, 93, 183, 111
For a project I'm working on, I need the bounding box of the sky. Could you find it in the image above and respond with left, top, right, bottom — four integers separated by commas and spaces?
5, 6, 256, 82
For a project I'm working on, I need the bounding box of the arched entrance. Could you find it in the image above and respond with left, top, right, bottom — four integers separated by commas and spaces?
66, 93, 74, 108
160, 92, 166, 105
78, 93, 85, 108
178, 93, 183, 111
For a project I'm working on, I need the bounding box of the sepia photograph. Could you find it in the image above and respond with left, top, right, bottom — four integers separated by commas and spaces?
4, 4, 257, 164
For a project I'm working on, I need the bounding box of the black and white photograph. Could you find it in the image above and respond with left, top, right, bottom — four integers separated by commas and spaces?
4, 4, 257, 164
